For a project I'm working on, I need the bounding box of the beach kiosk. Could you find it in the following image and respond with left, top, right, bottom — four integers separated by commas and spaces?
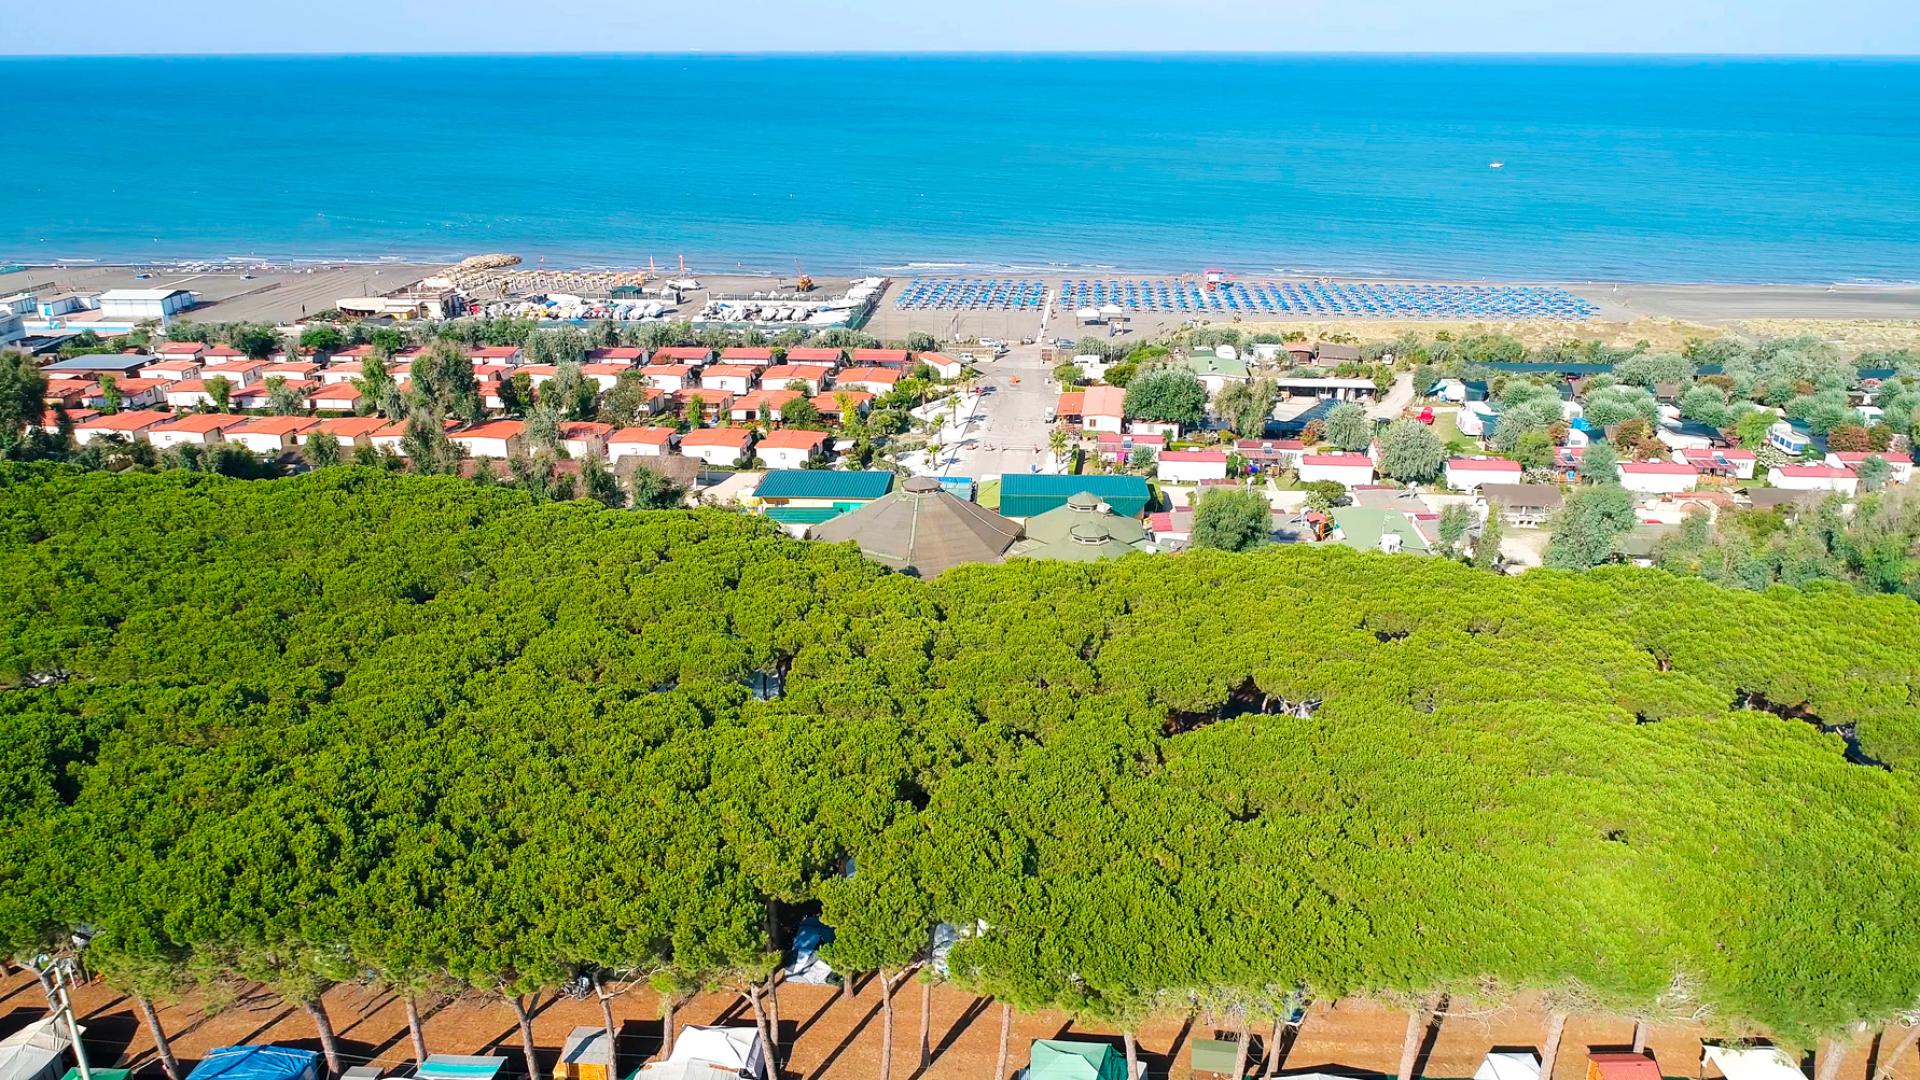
1476, 1051, 1543, 1080
415, 1056, 509, 1080
556, 1028, 615, 1080
1588, 1052, 1663, 1080
1702, 1046, 1806, 1080
184, 1046, 320, 1080
628, 1027, 766, 1080
0, 1018, 83, 1080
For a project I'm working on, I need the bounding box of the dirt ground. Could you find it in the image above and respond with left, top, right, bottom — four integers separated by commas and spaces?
3, 969, 1912, 1080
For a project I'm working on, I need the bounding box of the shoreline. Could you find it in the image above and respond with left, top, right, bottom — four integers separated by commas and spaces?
8, 254, 1920, 291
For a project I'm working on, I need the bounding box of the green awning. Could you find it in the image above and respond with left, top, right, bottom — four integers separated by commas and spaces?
1029, 1040, 1130, 1080
766, 506, 845, 526
1190, 1038, 1241, 1075
63, 1070, 133, 1080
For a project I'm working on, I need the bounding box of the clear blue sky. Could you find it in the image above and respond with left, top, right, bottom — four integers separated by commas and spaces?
7, 0, 1918, 56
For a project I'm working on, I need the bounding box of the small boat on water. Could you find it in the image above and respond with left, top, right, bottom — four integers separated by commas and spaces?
1488, 161, 1505, 169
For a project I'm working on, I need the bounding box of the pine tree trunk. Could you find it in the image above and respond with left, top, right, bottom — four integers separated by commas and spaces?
917, 979, 932, 1069
995, 1002, 1012, 1080
660, 993, 676, 1061
1232, 1013, 1250, 1080
405, 994, 429, 1068
596, 978, 619, 1080
1264, 1016, 1284, 1079
878, 972, 897, 1080
1631, 1022, 1646, 1055
746, 988, 776, 1080
1123, 1031, 1139, 1080
1397, 1004, 1427, 1080
302, 998, 344, 1078
765, 973, 781, 1050
135, 994, 182, 1080
504, 992, 542, 1080
1539, 1013, 1569, 1080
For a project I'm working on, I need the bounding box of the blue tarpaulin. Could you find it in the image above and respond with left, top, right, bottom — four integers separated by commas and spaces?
186, 1047, 319, 1080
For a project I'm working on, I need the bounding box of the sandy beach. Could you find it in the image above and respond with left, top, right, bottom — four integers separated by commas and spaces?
5, 261, 1918, 352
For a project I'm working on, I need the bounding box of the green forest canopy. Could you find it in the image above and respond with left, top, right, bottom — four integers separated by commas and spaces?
2, 466, 1918, 1041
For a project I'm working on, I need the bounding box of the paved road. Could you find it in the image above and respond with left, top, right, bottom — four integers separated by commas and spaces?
947, 343, 1059, 481
1368, 371, 1415, 420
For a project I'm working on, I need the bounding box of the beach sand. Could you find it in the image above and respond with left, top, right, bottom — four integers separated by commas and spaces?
6, 262, 1918, 353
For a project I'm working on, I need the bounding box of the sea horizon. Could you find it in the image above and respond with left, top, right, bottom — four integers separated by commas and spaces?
4, 53, 1917, 285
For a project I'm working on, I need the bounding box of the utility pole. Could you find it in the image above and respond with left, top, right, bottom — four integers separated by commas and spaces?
37, 955, 93, 1080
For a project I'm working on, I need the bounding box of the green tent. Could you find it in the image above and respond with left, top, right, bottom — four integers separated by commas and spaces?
1028, 1040, 1130, 1080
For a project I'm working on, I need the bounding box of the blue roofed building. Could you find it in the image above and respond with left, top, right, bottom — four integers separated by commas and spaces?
751, 470, 895, 533
998, 474, 1151, 519
185, 1047, 320, 1080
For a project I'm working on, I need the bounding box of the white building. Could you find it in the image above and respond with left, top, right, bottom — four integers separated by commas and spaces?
1299, 453, 1375, 487
1769, 464, 1859, 495
1828, 451, 1912, 485
226, 417, 320, 455
1444, 457, 1522, 492
678, 428, 752, 467
1156, 450, 1229, 483
450, 421, 526, 459
699, 366, 758, 396
148, 413, 246, 450
97, 288, 195, 322
607, 427, 678, 461
1618, 461, 1701, 495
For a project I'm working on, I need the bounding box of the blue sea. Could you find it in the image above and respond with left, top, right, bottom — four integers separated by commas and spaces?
2, 54, 1917, 283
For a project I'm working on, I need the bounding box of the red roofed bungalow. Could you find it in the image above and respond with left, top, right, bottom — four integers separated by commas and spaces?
587, 347, 647, 364
305, 416, 388, 444
72, 409, 176, 444
607, 426, 679, 460
226, 415, 321, 454
835, 368, 903, 394
754, 428, 831, 468
811, 390, 872, 420
784, 346, 844, 365
654, 345, 715, 364
1054, 391, 1087, 424
850, 348, 912, 370
1588, 1054, 1661, 1080
720, 346, 776, 365
309, 383, 363, 411
730, 388, 804, 422
471, 345, 523, 364
678, 426, 753, 466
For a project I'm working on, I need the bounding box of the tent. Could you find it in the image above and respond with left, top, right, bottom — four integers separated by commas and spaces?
0, 1018, 77, 1080
61, 1071, 129, 1080
1703, 1046, 1806, 1080
415, 1056, 508, 1080
783, 916, 837, 985
1476, 1052, 1544, 1080
184, 1047, 320, 1080
1025, 1040, 1136, 1080
630, 1027, 766, 1080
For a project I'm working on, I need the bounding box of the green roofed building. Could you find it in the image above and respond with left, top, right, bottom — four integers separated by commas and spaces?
999, 474, 1150, 519
752, 470, 894, 531
1027, 1040, 1132, 1080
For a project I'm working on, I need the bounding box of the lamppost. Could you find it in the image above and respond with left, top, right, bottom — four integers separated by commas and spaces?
33, 950, 94, 1080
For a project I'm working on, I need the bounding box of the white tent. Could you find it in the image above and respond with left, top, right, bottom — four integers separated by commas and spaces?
1475, 1051, 1543, 1080
1075, 307, 1101, 322
1703, 1046, 1806, 1080
0, 1017, 78, 1080
1098, 305, 1125, 318
633, 1027, 766, 1080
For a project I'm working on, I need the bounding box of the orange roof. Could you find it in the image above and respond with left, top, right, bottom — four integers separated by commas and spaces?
76, 409, 172, 431
756, 429, 829, 450
558, 421, 615, 438
762, 364, 833, 383
165, 379, 212, 394
811, 390, 871, 413
311, 383, 363, 401
645, 364, 693, 378
311, 416, 388, 438
471, 346, 521, 359
609, 426, 677, 445
1304, 453, 1372, 466
919, 352, 960, 366
784, 347, 843, 363
654, 346, 714, 361
1056, 391, 1086, 414
838, 367, 901, 385
680, 427, 752, 447
1589, 1054, 1662, 1080
851, 348, 910, 364
720, 347, 776, 362
155, 342, 207, 356
1082, 385, 1126, 417
153, 412, 247, 434
231, 416, 321, 436
454, 420, 526, 440
588, 347, 646, 361
203, 344, 245, 357
734, 389, 803, 411
702, 365, 758, 380
580, 363, 634, 376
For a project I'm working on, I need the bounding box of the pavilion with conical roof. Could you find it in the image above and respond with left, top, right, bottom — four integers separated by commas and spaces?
807, 476, 1024, 577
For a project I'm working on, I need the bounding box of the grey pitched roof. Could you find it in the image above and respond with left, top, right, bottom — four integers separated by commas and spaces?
808, 476, 1023, 577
